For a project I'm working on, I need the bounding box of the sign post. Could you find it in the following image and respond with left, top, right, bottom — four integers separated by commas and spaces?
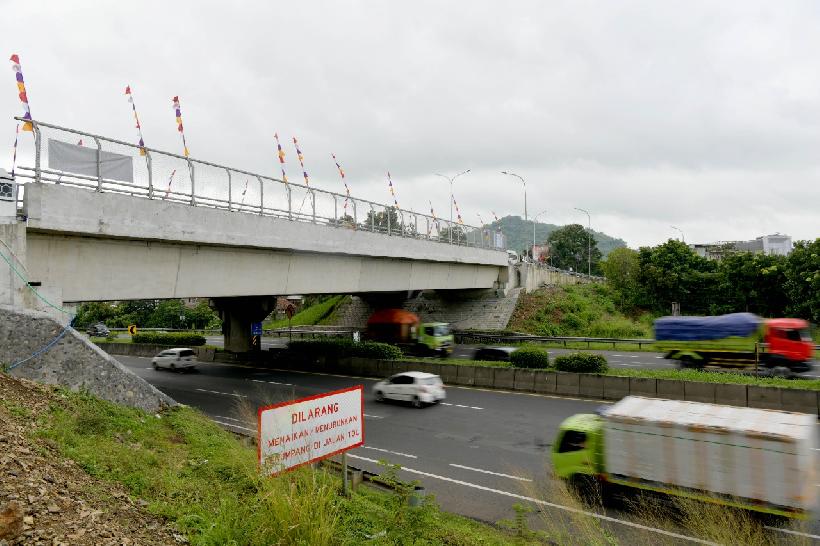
127, 324, 138, 336
258, 386, 364, 478
251, 321, 263, 352
286, 304, 296, 342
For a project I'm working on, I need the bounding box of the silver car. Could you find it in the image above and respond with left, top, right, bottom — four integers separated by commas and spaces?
372, 372, 446, 408
152, 348, 197, 371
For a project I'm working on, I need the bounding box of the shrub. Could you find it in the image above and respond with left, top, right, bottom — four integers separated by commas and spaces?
132, 332, 206, 346
287, 338, 401, 360
510, 348, 550, 369
554, 353, 608, 373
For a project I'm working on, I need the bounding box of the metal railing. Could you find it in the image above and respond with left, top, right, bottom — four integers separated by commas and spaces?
14, 118, 506, 250
454, 331, 655, 348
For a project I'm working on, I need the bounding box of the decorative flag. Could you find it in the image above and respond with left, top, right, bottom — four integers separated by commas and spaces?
77, 139, 83, 146
428, 200, 440, 236
476, 212, 485, 225
452, 196, 464, 224
332, 153, 351, 212
240, 179, 249, 205
274, 133, 288, 183
10, 54, 32, 131
387, 172, 400, 209
172, 96, 189, 157
11, 124, 19, 177
292, 137, 310, 186
491, 211, 499, 222
164, 169, 177, 199
125, 85, 147, 155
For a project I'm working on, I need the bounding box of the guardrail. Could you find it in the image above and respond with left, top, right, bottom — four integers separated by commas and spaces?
455, 331, 656, 349
15, 118, 506, 250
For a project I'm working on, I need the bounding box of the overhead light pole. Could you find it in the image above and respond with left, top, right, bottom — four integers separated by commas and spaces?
671, 225, 685, 243
533, 210, 548, 261
501, 171, 527, 221
574, 207, 591, 277
434, 169, 470, 225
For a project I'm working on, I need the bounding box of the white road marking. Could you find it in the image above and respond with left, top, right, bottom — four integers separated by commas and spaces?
612, 354, 623, 357
363, 414, 384, 419
655, 356, 665, 359
362, 446, 417, 459
211, 420, 255, 432
214, 415, 242, 423
195, 388, 246, 398
250, 379, 294, 386
763, 526, 820, 540
347, 455, 718, 545
440, 402, 483, 410
449, 463, 532, 482
618, 363, 642, 367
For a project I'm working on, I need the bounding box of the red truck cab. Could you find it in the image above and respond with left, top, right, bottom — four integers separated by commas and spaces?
764, 318, 814, 372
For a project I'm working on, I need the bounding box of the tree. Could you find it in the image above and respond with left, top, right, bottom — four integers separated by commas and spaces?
784, 239, 820, 323
547, 224, 603, 274
601, 247, 639, 311
361, 207, 401, 235
714, 252, 788, 317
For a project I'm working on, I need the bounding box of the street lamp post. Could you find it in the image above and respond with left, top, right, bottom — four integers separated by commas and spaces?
574, 207, 591, 277
671, 225, 685, 243
501, 171, 527, 221
434, 169, 470, 225
533, 210, 548, 261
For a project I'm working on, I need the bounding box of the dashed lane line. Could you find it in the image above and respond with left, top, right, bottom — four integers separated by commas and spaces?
211, 420, 255, 432
250, 379, 294, 386
363, 414, 384, 419
347, 455, 717, 545
440, 402, 483, 410
449, 463, 532, 482
195, 388, 247, 398
361, 446, 417, 459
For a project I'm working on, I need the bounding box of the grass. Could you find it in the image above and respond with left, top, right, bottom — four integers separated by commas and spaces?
28, 385, 540, 545
509, 283, 654, 338
265, 295, 347, 330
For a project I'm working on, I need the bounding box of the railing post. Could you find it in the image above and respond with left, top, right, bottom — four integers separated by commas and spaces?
387, 206, 392, 235
287, 185, 292, 220
352, 200, 357, 227
32, 123, 42, 184
146, 151, 154, 198
93, 137, 102, 191
311, 189, 316, 223
257, 176, 264, 215
396, 209, 405, 237
188, 160, 196, 206
226, 168, 232, 211
333, 195, 338, 226
370, 205, 375, 232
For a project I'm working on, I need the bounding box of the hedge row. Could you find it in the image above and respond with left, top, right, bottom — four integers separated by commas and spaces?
554, 353, 609, 373
287, 339, 403, 360
132, 332, 207, 346
509, 348, 550, 369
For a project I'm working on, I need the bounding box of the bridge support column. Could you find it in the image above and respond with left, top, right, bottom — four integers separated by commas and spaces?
211, 296, 276, 353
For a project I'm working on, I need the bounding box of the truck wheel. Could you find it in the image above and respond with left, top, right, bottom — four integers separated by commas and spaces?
771, 366, 791, 378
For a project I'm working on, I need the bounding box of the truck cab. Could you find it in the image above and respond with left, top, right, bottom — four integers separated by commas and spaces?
551, 413, 604, 481
418, 322, 453, 356
764, 318, 813, 372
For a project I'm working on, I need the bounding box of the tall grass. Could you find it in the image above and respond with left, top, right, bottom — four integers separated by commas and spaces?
265, 295, 347, 329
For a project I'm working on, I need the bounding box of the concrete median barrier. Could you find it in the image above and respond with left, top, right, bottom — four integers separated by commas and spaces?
556, 372, 580, 396
513, 369, 536, 392
493, 368, 516, 390
780, 389, 816, 415
579, 374, 604, 398
603, 376, 629, 400
747, 386, 782, 411
474, 367, 494, 388
357, 358, 379, 378
714, 383, 747, 407
456, 365, 476, 386
439, 364, 459, 384
534, 371, 557, 394
629, 378, 657, 398
656, 379, 684, 400
684, 381, 716, 403
376, 359, 393, 378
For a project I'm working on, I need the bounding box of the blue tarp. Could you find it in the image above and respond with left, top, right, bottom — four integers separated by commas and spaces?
654, 313, 761, 341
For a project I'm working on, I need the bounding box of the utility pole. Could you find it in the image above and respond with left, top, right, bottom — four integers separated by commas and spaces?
434, 169, 470, 225
574, 207, 591, 277
501, 171, 527, 221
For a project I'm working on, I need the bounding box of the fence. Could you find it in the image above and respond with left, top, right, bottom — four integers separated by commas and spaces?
14, 118, 506, 250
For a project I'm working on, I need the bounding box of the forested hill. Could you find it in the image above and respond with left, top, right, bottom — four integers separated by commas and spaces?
488, 215, 627, 257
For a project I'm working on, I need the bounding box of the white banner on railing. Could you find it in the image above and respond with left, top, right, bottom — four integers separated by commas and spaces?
48, 139, 134, 183
258, 385, 364, 475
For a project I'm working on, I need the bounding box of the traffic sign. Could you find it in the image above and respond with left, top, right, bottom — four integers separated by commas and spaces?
251, 321, 263, 336
127, 324, 138, 335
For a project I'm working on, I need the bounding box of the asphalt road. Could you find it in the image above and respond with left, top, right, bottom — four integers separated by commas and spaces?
116, 354, 819, 543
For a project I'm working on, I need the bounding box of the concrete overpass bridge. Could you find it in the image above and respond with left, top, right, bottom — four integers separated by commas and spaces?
2, 119, 509, 350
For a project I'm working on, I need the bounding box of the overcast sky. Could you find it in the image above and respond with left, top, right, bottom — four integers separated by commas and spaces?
3, 1, 819, 247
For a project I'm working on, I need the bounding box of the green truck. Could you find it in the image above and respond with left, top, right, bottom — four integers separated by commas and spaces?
553, 396, 816, 519
365, 309, 453, 357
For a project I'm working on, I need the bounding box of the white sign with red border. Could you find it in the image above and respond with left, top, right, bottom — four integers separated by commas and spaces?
258, 385, 364, 475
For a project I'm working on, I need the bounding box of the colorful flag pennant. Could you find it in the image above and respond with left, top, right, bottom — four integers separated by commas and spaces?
387, 172, 400, 209
274, 133, 288, 183
172, 96, 189, 157
240, 179, 249, 205
491, 211, 499, 222
428, 200, 440, 236
125, 85, 146, 155
292, 137, 310, 186
10, 54, 32, 131
452, 196, 464, 224
164, 169, 177, 199
476, 212, 485, 225
332, 153, 351, 212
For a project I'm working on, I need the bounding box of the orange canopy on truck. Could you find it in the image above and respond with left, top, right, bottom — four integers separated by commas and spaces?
366, 309, 420, 326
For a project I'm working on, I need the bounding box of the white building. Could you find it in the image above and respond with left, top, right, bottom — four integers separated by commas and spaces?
690, 234, 792, 260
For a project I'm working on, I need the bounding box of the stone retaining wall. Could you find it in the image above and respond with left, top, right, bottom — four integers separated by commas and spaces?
1, 306, 174, 412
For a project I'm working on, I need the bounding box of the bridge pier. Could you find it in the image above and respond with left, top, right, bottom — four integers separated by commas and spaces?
211, 296, 276, 353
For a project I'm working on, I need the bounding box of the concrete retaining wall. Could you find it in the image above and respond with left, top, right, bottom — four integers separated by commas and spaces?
96, 343, 820, 416
2, 306, 174, 412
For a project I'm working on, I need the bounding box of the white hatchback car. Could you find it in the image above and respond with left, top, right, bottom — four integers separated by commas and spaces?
373, 372, 446, 408
152, 348, 197, 371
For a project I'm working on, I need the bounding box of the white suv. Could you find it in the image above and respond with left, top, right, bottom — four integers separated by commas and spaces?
373, 372, 446, 408
152, 348, 197, 371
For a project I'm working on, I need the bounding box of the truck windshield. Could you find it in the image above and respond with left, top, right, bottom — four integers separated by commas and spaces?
783, 329, 811, 342
430, 325, 450, 336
